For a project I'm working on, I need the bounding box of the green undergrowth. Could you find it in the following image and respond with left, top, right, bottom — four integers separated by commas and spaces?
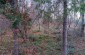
20, 34, 62, 55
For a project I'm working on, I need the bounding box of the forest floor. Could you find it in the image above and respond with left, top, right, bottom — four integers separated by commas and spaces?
0, 29, 62, 55
0, 14, 85, 55
0, 28, 85, 55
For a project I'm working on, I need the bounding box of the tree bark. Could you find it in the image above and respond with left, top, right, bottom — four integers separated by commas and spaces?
80, 0, 85, 37
12, 28, 19, 55
62, 0, 68, 55
38, 19, 40, 31
81, 14, 84, 37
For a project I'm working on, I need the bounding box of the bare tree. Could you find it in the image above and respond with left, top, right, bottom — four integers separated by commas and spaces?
80, 0, 85, 37
12, 28, 19, 55
62, 0, 68, 55
10, 0, 19, 55
81, 13, 84, 37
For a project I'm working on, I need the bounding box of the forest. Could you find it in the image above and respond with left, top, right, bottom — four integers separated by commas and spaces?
0, 0, 85, 55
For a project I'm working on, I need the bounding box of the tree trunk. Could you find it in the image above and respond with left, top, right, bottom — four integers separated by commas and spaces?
38, 19, 40, 31
12, 28, 19, 55
23, 23, 28, 42
81, 14, 84, 37
62, 0, 68, 55
80, 0, 84, 37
